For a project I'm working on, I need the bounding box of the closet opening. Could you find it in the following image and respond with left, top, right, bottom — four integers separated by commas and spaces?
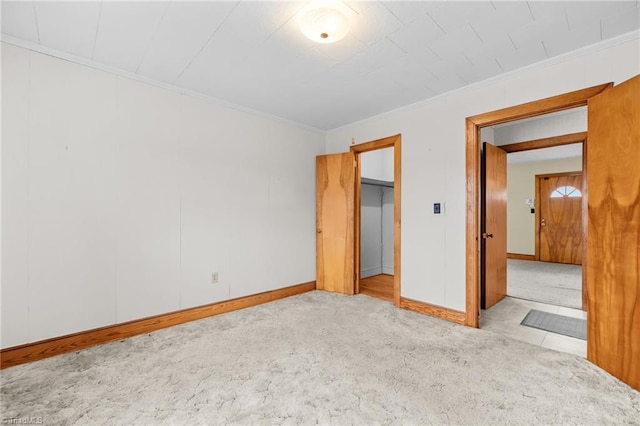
351, 135, 401, 306
358, 151, 394, 302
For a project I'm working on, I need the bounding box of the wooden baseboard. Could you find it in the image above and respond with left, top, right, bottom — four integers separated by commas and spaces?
507, 253, 536, 261
400, 298, 466, 325
1, 281, 316, 369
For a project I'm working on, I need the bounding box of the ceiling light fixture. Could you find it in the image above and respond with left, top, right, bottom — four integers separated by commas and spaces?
299, 5, 349, 44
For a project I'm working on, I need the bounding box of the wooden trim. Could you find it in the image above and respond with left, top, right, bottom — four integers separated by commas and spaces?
351, 134, 402, 307
465, 83, 611, 328
351, 134, 399, 153
499, 131, 587, 153
534, 170, 582, 179
393, 137, 402, 307
507, 253, 536, 261
582, 140, 588, 311
355, 155, 361, 294
467, 83, 612, 126
535, 175, 541, 261
1, 281, 316, 369
465, 119, 481, 327
400, 298, 466, 325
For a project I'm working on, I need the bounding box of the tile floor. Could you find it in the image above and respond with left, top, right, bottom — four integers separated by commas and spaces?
481, 296, 587, 358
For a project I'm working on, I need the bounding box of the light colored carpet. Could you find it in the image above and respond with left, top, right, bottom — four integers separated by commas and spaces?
2, 291, 638, 425
507, 259, 582, 309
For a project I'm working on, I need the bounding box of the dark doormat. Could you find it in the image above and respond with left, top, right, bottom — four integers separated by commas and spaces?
520, 309, 586, 340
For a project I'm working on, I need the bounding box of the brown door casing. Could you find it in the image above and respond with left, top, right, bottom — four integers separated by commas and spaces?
466, 83, 611, 328
465, 77, 639, 391
351, 134, 402, 307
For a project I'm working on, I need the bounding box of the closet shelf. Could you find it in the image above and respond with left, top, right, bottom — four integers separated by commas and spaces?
361, 177, 394, 188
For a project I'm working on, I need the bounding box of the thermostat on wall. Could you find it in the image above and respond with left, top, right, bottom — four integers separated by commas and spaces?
434, 203, 441, 214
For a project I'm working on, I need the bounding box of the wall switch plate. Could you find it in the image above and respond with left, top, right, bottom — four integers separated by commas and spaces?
211, 272, 219, 284
434, 203, 441, 214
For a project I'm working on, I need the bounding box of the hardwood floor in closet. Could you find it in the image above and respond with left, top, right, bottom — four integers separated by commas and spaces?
360, 274, 394, 302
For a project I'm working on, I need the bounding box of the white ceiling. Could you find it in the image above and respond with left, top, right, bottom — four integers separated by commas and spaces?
2, 1, 639, 131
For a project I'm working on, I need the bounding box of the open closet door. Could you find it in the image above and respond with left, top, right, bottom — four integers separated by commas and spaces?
587, 74, 640, 390
481, 142, 507, 309
316, 152, 355, 294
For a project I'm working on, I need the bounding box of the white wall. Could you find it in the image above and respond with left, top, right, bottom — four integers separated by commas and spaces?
361, 148, 394, 277
326, 36, 639, 311
480, 127, 495, 144
360, 184, 383, 278
360, 184, 394, 278
361, 149, 383, 181
380, 148, 394, 182
1, 43, 325, 348
3, 35, 638, 345
361, 147, 393, 182
494, 108, 586, 145
381, 187, 394, 274
507, 156, 583, 255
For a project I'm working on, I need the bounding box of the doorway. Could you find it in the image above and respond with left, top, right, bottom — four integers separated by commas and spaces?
481, 129, 587, 356
507, 164, 584, 311
357, 148, 395, 303
464, 83, 611, 327
316, 134, 401, 306
352, 135, 401, 306
477, 108, 589, 357
479, 112, 588, 311
466, 76, 640, 391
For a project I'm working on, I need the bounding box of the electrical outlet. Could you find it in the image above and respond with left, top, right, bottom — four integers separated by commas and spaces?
211, 272, 219, 284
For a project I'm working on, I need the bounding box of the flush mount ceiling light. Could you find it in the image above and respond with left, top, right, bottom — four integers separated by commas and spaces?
299, 5, 349, 44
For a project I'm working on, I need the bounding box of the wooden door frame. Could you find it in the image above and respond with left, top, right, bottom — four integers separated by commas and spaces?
351, 134, 401, 307
465, 83, 611, 327
534, 170, 583, 261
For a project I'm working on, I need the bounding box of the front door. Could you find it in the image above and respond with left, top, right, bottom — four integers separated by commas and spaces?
538, 172, 583, 264
587, 74, 640, 390
316, 153, 355, 294
481, 142, 507, 309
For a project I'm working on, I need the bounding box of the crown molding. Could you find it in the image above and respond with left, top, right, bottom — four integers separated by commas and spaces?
3, 29, 638, 137
328, 30, 640, 134
0, 35, 326, 136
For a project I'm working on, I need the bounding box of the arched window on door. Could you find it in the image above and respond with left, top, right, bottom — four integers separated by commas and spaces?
550, 185, 582, 198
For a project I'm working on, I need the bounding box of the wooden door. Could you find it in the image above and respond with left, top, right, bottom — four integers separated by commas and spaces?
538, 173, 583, 264
316, 153, 355, 294
481, 142, 507, 309
587, 75, 640, 390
